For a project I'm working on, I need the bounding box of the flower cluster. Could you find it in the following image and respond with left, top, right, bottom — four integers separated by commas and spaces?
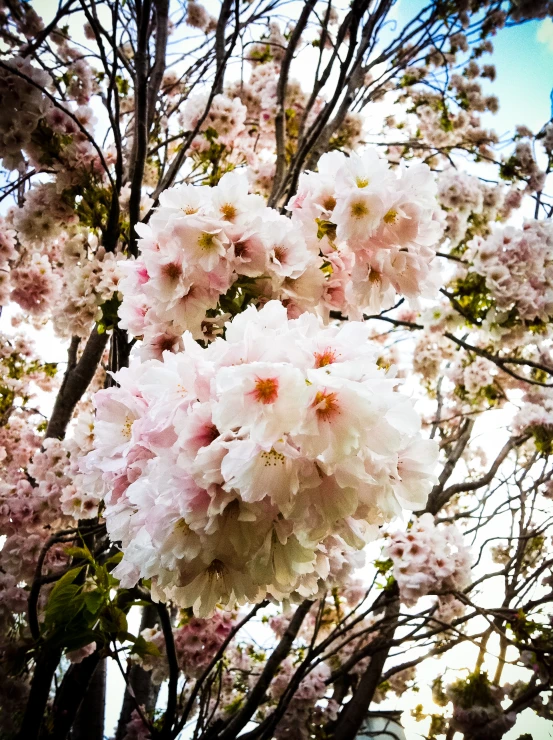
9, 182, 79, 246
0, 409, 97, 732
385, 513, 471, 607
289, 149, 443, 315
246, 22, 287, 66
5, 213, 124, 336
268, 658, 332, 740
10, 252, 61, 315
412, 331, 455, 382
186, 2, 216, 32
118, 150, 443, 354
57, 413, 101, 519
82, 301, 437, 615
0, 51, 101, 184
178, 56, 362, 195
0, 217, 17, 305
470, 220, 553, 324
447, 673, 516, 738
228, 60, 325, 146
446, 354, 499, 407
118, 171, 323, 355
181, 93, 247, 149
395, 55, 500, 161
0, 56, 51, 171
512, 389, 553, 448
121, 711, 151, 740
0, 327, 99, 735
52, 236, 125, 338
437, 169, 521, 249
0, 332, 56, 477
0, 414, 98, 581
505, 139, 547, 193
542, 122, 553, 154
139, 609, 236, 683
0, 330, 97, 612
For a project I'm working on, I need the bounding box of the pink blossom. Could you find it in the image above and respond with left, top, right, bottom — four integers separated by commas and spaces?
83, 301, 437, 616
386, 513, 472, 608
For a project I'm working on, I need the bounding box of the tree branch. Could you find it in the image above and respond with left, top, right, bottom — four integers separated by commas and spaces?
46, 326, 108, 440
331, 584, 400, 740
215, 600, 314, 740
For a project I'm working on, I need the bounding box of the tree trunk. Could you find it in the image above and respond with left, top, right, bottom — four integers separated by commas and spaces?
16, 646, 62, 740
331, 584, 400, 740
47, 652, 101, 740
115, 605, 159, 739
72, 658, 106, 740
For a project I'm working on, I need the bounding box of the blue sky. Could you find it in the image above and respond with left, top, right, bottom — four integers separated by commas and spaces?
490, 19, 553, 134
393, 1, 553, 136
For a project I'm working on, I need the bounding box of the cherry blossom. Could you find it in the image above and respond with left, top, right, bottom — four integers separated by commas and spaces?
289, 149, 444, 315
385, 513, 472, 607
0, 56, 51, 171
83, 301, 437, 616
470, 220, 553, 325
118, 172, 323, 350
2, 2, 553, 735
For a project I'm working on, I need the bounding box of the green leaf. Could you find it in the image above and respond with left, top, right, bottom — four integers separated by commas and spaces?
374, 558, 394, 575
104, 550, 123, 567
224, 696, 245, 715
99, 605, 128, 636
65, 545, 94, 562
62, 630, 100, 653
99, 295, 121, 333
315, 218, 337, 242
44, 567, 85, 628
94, 564, 110, 590
83, 590, 105, 616
130, 635, 162, 658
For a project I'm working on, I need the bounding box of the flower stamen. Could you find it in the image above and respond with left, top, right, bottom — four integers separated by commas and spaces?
252, 377, 279, 404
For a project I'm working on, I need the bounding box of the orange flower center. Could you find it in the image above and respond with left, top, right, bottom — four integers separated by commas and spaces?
313, 390, 340, 421
220, 203, 237, 221
314, 348, 337, 368
253, 377, 279, 404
